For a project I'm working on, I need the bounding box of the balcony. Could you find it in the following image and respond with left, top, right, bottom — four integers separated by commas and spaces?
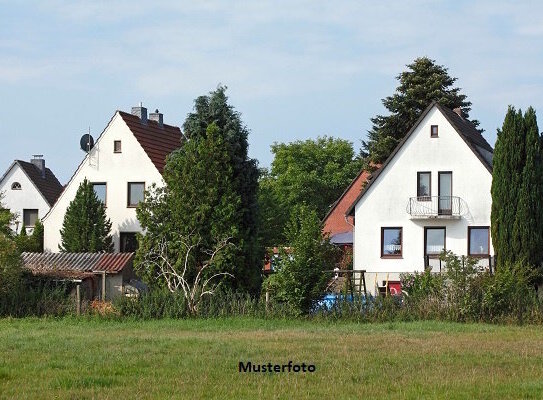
406, 196, 466, 219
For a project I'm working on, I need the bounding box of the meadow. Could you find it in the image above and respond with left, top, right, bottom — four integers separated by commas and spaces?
1, 318, 543, 399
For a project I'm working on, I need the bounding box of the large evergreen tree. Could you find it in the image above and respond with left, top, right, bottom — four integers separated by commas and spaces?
363, 57, 478, 164
136, 123, 242, 290
183, 87, 261, 293
59, 179, 113, 252
492, 107, 543, 268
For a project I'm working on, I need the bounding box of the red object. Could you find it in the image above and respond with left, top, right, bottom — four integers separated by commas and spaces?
119, 111, 184, 174
388, 281, 402, 296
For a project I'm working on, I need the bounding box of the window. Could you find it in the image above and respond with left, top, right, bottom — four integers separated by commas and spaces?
381, 227, 402, 258
425, 227, 445, 257
11, 182, 21, 190
468, 227, 490, 256
120, 232, 138, 252
417, 172, 431, 199
431, 125, 439, 137
127, 182, 145, 207
114, 140, 122, 153
23, 209, 38, 227
92, 183, 107, 205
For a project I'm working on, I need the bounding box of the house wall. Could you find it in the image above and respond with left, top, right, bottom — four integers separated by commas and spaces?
353, 107, 493, 294
0, 165, 50, 234
43, 113, 164, 252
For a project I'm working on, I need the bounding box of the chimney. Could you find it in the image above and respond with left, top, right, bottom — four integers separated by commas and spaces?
131, 102, 147, 123
31, 155, 46, 178
453, 107, 464, 118
149, 109, 163, 127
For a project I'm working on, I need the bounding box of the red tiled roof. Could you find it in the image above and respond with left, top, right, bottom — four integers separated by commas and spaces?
21, 252, 134, 279
16, 161, 63, 206
118, 111, 184, 174
322, 167, 376, 239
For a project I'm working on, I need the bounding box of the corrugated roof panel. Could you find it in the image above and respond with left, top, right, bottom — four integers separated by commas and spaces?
21, 252, 134, 277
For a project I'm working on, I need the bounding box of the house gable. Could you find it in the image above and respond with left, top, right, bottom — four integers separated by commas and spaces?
346, 102, 493, 216
42, 110, 183, 252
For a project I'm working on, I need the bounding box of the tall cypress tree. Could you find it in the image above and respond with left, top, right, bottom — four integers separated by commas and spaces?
512, 108, 543, 265
59, 179, 113, 252
492, 106, 543, 268
363, 57, 478, 164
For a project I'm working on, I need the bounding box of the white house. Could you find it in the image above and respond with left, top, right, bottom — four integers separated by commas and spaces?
43, 105, 183, 252
0, 156, 63, 234
346, 102, 494, 294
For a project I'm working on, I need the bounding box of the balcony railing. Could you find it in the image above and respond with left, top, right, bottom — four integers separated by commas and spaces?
406, 196, 466, 219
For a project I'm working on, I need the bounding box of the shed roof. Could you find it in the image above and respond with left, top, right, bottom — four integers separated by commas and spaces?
22, 252, 134, 278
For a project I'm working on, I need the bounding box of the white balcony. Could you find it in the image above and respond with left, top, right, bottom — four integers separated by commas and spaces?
406, 196, 466, 219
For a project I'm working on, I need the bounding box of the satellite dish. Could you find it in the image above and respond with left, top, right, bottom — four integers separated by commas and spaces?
80, 134, 95, 152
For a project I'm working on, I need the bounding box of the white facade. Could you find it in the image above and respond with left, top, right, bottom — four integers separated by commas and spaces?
351, 105, 493, 293
0, 163, 52, 234
43, 112, 166, 252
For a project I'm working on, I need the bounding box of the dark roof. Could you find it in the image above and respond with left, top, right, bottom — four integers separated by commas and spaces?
345, 102, 493, 216
118, 111, 184, 174
16, 161, 64, 206
22, 252, 134, 279
330, 231, 353, 245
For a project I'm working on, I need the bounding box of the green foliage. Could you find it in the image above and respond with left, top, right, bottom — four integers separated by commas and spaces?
492, 106, 543, 269
400, 269, 444, 299
136, 122, 253, 294
0, 275, 71, 317
363, 57, 478, 164
259, 136, 363, 246
481, 262, 540, 323
263, 205, 340, 314
15, 220, 44, 253
59, 179, 113, 252
0, 192, 16, 236
0, 232, 22, 297
181, 86, 261, 293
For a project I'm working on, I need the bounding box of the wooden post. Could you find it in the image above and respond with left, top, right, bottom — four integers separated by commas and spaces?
101, 272, 106, 301
361, 270, 367, 298
76, 284, 81, 316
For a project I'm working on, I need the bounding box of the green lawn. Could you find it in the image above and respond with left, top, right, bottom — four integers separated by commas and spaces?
1, 318, 543, 399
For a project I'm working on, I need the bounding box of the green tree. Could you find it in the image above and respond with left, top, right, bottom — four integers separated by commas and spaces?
263, 205, 340, 314
59, 179, 113, 252
15, 220, 44, 253
363, 57, 478, 164
259, 136, 363, 246
0, 195, 21, 296
0, 192, 15, 236
493, 106, 543, 268
136, 123, 252, 293
181, 87, 261, 293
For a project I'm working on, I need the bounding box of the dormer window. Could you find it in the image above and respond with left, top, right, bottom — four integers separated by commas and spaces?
11, 182, 21, 190
114, 140, 122, 153
431, 125, 439, 137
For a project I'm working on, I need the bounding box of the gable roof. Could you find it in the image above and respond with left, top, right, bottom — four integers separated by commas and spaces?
118, 111, 183, 174
345, 102, 493, 216
0, 160, 63, 207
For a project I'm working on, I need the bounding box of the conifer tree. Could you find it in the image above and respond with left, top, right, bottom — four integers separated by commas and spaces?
181, 87, 261, 293
363, 57, 478, 164
136, 123, 248, 292
59, 179, 113, 252
492, 106, 543, 268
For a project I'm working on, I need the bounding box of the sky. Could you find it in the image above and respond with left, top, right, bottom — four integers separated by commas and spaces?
1, 1, 543, 183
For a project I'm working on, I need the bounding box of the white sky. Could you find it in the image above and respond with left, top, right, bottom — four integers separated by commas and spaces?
1, 1, 542, 182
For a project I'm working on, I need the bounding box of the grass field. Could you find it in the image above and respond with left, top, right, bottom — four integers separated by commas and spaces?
1, 318, 543, 399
